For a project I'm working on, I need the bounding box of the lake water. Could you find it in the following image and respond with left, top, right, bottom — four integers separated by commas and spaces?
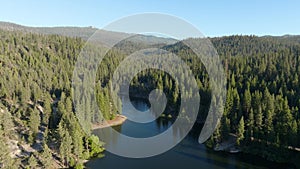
86, 99, 294, 169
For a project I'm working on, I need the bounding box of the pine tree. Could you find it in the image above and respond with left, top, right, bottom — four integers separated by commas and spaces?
246, 108, 254, 140
27, 154, 38, 169
221, 117, 231, 140
28, 108, 40, 134
0, 129, 11, 168
40, 144, 52, 168
243, 88, 251, 115
59, 129, 73, 166
224, 88, 233, 116
231, 88, 241, 130
275, 97, 293, 145
88, 135, 104, 157
231, 73, 236, 88
237, 116, 245, 145
213, 116, 222, 144
254, 105, 263, 139
290, 120, 298, 147
43, 99, 52, 124
263, 88, 275, 141
28, 108, 40, 143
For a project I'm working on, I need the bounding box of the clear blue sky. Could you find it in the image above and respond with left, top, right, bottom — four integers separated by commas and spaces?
0, 0, 299, 37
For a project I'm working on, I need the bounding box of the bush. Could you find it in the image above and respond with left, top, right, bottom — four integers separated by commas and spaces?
88, 135, 104, 158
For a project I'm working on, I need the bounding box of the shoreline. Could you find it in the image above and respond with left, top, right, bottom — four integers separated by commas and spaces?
84, 115, 127, 165
92, 115, 127, 130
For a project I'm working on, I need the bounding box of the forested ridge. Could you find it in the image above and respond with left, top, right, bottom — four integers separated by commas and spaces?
210, 36, 300, 166
0, 30, 117, 168
0, 27, 300, 168
112, 35, 300, 167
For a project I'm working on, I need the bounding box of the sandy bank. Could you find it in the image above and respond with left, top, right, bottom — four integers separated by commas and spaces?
92, 115, 127, 130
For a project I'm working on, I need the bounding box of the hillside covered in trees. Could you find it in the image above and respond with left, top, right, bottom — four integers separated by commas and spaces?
209, 36, 300, 165
0, 30, 118, 168
0, 26, 300, 168
101, 35, 300, 166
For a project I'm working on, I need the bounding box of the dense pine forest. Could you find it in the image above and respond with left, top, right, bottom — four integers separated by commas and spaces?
210, 36, 300, 165
122, 35, 300, 166
0, 27, 300, 168
0, 30, 118, 168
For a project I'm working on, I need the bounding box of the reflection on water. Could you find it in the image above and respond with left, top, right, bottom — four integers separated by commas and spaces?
87, 99, 294, 169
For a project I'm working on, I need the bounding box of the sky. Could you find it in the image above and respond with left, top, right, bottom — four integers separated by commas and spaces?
0, 0, 299, 37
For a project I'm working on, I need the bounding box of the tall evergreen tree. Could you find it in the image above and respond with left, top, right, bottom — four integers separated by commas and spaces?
237, 116, 245, 145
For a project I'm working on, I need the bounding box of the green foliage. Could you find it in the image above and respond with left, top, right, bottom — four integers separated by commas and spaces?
0, 132, 11, 168
58, 125, 73, 165
40, 144, 53, 168
0, 29, 119, 167
1, 29, 300, 167
28, 108, 40, 135
26, 155, 38, 169
221, 117, 230, 140
237, 116, 245, 145
206, 35, 300, 164
74, 163, 85, 169
88, 135, 105, 158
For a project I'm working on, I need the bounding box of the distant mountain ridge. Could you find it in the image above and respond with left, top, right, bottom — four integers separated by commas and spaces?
0, 21, 178, 45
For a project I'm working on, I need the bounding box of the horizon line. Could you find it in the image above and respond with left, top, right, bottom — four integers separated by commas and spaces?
0, 20, 299, 39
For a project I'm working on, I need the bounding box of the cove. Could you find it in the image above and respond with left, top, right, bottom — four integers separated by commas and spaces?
86, 98, 294, 169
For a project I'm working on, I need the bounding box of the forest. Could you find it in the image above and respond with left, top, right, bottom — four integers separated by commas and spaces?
0, 28, 300, 168
117, 35, 300, 165
0, 30, 117, 168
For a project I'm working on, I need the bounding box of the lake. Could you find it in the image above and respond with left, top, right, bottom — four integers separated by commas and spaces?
86, 98, 294, 169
